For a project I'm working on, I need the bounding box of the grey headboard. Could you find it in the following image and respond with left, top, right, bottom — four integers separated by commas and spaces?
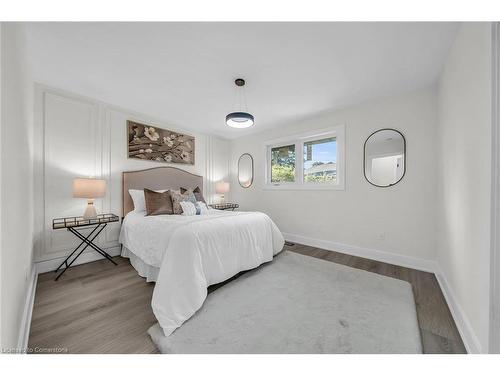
122, 166, 203, 217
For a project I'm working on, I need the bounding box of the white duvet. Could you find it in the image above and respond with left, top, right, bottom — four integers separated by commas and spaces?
119, 210, 284, 336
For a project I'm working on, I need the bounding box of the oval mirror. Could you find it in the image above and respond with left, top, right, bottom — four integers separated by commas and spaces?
364, 129, 406, 187
238, 153, 254, 188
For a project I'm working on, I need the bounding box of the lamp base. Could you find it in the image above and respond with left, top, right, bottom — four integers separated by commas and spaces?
83, 199, 97, 220
219, 194, 225, 204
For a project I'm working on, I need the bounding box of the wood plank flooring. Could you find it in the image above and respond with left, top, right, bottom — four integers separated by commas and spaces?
28, 243, 466, 354
288, 244, 466, 354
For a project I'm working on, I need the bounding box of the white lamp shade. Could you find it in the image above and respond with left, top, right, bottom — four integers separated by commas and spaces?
215, 181, 230, 194
73, 178, 106, 199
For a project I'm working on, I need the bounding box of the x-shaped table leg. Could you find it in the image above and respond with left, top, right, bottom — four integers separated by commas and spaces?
54, 223, 117, 281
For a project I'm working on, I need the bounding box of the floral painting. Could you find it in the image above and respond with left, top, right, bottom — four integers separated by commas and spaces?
127, 120, 195, 165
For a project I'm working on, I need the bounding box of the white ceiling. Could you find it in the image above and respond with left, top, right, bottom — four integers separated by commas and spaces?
24, 22, 458, 139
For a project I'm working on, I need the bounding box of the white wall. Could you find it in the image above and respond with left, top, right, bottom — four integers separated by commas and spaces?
436, 23, 492, 353
206, 136, 231, 203
33, 85, 230, 269
0, 23, 35, 350
230, 87, 438, 269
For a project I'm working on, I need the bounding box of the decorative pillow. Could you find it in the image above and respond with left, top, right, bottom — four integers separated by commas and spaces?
179, 201, 197, 216
196, 201, 209, 215
170, 190, 192, 214
180, 186, 206, 203
144, 189, 173, 216
129, 189, 166, 212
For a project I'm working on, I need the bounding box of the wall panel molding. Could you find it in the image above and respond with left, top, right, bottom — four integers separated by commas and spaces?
34, 84, 229, 266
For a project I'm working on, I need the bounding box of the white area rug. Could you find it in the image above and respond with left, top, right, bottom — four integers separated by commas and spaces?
148, 251, 422, 353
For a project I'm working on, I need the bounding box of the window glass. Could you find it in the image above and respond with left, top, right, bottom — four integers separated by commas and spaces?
271, 144, 295, 183
303, 137, 337, 183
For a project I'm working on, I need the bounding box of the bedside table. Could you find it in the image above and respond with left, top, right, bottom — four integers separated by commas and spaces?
52, 213, 119, 281
209, 203, 239, 211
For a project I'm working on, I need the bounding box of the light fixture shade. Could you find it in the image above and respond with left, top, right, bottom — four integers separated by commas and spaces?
73, 178, 106, 199
226, 112, 254, 129
215, 181, 230, 194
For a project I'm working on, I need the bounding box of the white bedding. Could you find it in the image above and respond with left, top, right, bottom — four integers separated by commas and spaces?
119, 209, 284, 336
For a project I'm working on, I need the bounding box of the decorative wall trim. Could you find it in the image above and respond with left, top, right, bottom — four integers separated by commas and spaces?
282, 232, 436, 273
434, 264, 482, 354
35, 246, 121, 274
17, 265, 37, 352
33, 84, 229, 267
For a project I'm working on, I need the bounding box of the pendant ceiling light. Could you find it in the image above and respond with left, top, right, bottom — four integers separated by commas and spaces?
226, 78, 254, 128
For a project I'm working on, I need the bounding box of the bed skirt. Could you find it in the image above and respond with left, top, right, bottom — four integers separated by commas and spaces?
121, 246, 160, 282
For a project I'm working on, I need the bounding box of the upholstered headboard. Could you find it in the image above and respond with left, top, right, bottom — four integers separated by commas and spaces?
122, 166, 203, 217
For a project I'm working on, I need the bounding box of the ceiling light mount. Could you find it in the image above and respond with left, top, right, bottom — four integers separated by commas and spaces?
226, 77, 254, 129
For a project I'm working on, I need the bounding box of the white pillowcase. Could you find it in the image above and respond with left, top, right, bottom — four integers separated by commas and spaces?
197, 201, 210, 214
180, 201, 197, 216
179, 201, 211, 216
129, 189, 166, 213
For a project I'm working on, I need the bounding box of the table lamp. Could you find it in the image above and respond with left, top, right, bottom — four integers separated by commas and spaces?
73, 178, 106, 219
215, 181, 230, 204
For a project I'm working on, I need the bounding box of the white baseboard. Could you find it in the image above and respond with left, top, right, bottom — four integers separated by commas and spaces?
283, 232, 483, 354
283, 232, 436, 273
35, 246, 121, 274
17, 265, 38, 352
434, 264, 482, 354
24, 234, 482, 354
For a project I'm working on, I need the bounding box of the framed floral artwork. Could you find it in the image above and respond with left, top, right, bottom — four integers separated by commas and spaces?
127, 120, 195, 165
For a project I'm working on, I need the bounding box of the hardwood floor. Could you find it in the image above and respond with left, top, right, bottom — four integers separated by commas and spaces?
288, 244, 466, 354
28, 243, 466, 354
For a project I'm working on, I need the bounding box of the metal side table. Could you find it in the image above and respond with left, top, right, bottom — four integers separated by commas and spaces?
52, 214, 119, 281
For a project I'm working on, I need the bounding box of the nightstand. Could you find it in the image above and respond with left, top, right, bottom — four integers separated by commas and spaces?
52, 214, 119, 281
209, 203, 239, 211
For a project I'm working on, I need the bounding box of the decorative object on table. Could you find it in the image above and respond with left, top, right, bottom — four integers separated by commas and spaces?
226, 78, 254, 129
73, 177, 106, 220
238, 153, 254, 188
127, 120, 195, 165
209, 203, 239, 211
52, 214, 119, 281
215, 181, 230, 203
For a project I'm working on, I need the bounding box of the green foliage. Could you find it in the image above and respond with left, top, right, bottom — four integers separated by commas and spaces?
271, 164, 295, 182
271, 146, 296, 182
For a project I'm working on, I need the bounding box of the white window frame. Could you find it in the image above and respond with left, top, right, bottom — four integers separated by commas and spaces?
264, 124, 345, 190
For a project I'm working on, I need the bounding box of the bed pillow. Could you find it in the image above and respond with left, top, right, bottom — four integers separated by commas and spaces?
129, 189, 166, 213
180, 201, 209, 216
170, 190, 192, 214
197, 201, 209, 214
179, 201, 197, 216
180, 186, 206, 203
144, 189, 174, 216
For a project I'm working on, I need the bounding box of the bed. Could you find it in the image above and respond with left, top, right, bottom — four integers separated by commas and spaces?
118, 167, 285, 337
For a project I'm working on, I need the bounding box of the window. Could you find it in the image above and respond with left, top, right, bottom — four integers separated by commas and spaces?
271, 144, 295, 183
264, 125, 345, 190
303, 137, 337, 183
